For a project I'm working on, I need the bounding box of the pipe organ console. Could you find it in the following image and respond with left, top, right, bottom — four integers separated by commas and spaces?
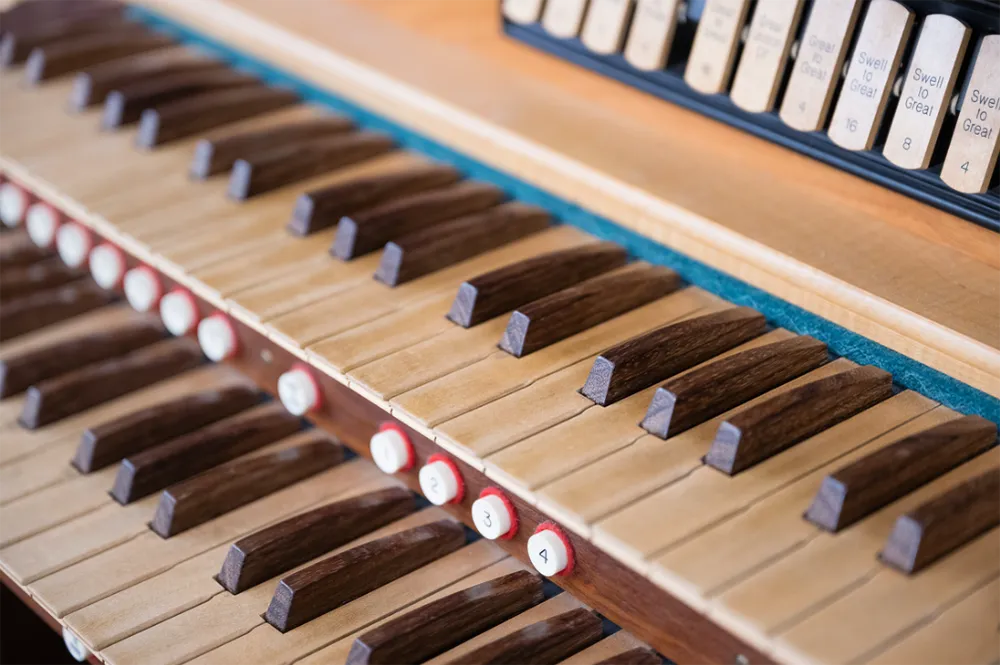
0, 1, 996, 664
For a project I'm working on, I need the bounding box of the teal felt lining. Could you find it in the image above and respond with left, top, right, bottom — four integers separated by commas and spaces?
129, 7, 999, 424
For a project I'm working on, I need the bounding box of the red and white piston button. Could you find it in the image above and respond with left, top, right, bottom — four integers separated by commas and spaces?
370, 422, 415, 475
0, 181, 28, 228
159, 288, 200, 336
527, 522, 575, 577
123, 265, 164, 313
197, 313, 239, 362
89, 243, 127, 290
55, 222, 93, 268
419, 454, 465, 506
277, 363, 322, 416
472, 487, 519, 540
25, 201, 61, 248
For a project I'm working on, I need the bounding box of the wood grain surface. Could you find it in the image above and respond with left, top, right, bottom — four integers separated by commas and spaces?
0, 280, 115, 343
0, 13, 130, 66
25, 27, 174, 83
0, 258, 84, 302
445, 606, 602, 664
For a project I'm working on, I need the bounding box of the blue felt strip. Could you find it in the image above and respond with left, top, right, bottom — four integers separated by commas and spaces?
128, 6, 1000, 424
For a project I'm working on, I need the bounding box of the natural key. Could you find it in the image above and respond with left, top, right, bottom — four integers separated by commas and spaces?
499, 262, 680, 357
443, 608, 603, 665
346, 570, 544, 664
72, 384, 261, 473
730, 0, 806, 112
264, 519, 465, 632
779, 0, 863, 131
683, 0, 752, 95
881, 465, 1000, 574
704, 365, 893, 475
18, 337, 203, 429
447, 242, 627, 328
828, 0, 914, 151
883, 14, 970, 169
581, 306, 766, 406
642, 335, 828, 438
218, 487, 414, 594
805, 415, 998, 531
941, 35, 1000, 193
150, 434, 344, 537
110, 402, 301, 504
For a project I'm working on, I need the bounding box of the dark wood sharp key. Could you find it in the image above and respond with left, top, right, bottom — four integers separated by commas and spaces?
804, 415, 998, 532
190, 115, 355, 179
227, 131, 395, 200
330, 181, 505, 260
375, 202, 551, 287
704, 365, 894, 475
18, 336, 203, 429
0, 12, 131, 67
499, 262, 681, 358
0, 0, 123, 39
0, 280, 114, 343
346, 570, 545, 665
150, 433, 344, 538
447, 242, 627, 328
581, 307, 767, 407
264, 519, 466, 632
70, 47, 221, 110
135, 85, 299, 148
444, 607, 603, 665
218, 487, 414, 594
25, 27, 174, 84
101, 66, 252, 129
0, 258, 83, 302
0, 230, 50, 268
642, 335, 829, 439
0, 318, 164, 399
110, 402, 301, 504
880, 465, 1000, 574
287, 162, 460, 236
72, 383, 260, 473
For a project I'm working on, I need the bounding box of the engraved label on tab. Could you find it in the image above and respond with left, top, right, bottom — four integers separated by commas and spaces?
884, 15, 970, 169
503, 0, 546, 24
623, 0, 682, 71
941, 35, 1000, 194
582, 0, 634, 54
542, 0, 590, 38
828, 0, 914, 150
779, 0, 863, 131
730, 0, 806, 112
684, 0, 752, 94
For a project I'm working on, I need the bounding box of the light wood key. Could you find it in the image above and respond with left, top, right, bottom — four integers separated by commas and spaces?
18, 336, 203, 429
642, 335, 828, 438
705, 364, 893, 474
72, 383, 260, 473
499, 262, 681, 357
218, 486, 414, 593
150, 433, 345, 537
881, 464, 1000, 574
0, 280, 114, 343
581, 306, 765, 406
110, 402, 301, 504
345, 570, 544, 665
448, 242, 627, 328
375, 202, 551, 287
135, 85, 299, 148
805, 415, 998, 531
24, 27, 174, 84
287, 162, 460, 236
331, 181, 504, 260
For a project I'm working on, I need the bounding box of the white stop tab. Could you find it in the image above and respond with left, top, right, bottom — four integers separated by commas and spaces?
277, 364, 321, 416
472, 490, 516, 540
123, 266, 163, 313
25, 202, 61, 248
0, 182, 27, 227
369, 424, 414, 474
160, 289, 200, 336
197, 313, 239, 362
527, 524, 574, 577
89, 243, 126, 290
419, 456, 464, 505
56, 222, 93, 268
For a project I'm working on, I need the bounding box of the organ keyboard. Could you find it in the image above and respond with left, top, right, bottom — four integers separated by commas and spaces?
0, 1, 997, 665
